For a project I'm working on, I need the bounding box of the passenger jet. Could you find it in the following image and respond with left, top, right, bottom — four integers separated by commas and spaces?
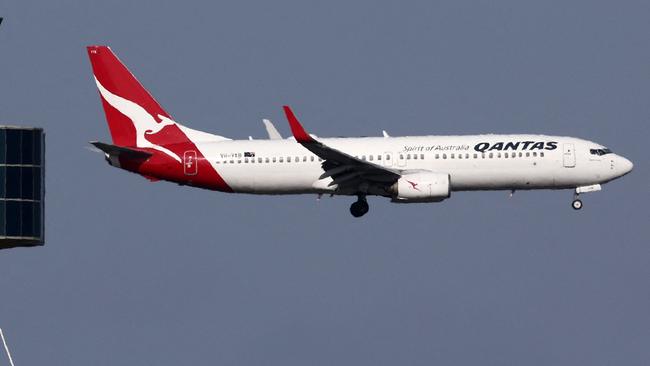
87, 45, 633, 217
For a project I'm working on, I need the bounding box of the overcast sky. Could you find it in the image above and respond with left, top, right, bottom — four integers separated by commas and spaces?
0, 1, 648, 365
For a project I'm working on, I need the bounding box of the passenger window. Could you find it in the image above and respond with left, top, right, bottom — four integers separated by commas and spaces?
473, 153, 478, 159
369, 155, 373, 161
311, 156, 315, 162
406, 154, 411, 159
303, 156, 307, 162
519, 152, 523, 157
413, 154, 417, 160
435, 154, 440, 159
362, 155, 366, 160
451, 154, 455, 159
497, 153, 501, 158
385, 155, 390, 160
377, 155, 382, 160
443, 154, 447, 159
258, 158, 262, 163
400, 154, 404, 160
272, 157, 276, 163
489, 153, 493, 158
540, 152, 544, 157
318, 158, 323, 162
533, 152, 537, 157
287, 157, 291, 162
244, 158, 249, 163
525, 152, 530, 157
504, 153, 508, 158
230, 160, 234, 164
421, 154, 424, 159
237, 160, 241, 164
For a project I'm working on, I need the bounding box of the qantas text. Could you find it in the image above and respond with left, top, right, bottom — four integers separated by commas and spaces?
474, 141, 558, 152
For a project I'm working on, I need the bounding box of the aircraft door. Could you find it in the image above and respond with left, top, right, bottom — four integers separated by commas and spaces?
184, 150, 198, 175
563, 143, 576, 168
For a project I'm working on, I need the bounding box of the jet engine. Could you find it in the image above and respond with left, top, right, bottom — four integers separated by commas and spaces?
390, 172, 451, 203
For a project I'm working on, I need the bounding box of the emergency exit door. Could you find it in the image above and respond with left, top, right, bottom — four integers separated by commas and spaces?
184, 150, 198, 175
563, 143, 576, 168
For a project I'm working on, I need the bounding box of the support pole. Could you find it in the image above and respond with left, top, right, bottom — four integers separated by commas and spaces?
0, 328, 16, 366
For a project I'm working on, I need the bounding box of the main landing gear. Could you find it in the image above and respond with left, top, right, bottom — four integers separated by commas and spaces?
350, 196, 369, 218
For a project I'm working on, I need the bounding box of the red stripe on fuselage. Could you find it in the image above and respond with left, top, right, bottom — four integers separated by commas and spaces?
137, 134, 233, 193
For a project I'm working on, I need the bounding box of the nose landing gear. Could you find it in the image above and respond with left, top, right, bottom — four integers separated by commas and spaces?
350, 196, 369, 217
572, 191, 583, 210
571, 184, 602, 210
572, 198, 583, 210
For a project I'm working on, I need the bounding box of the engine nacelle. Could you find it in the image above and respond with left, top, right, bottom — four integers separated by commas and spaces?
390, 172, 451, 203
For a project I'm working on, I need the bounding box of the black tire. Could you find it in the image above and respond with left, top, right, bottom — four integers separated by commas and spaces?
572, 199, 583, 210
350, 200, 369, 217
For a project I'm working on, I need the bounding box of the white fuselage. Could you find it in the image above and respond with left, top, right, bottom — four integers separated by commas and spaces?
191, 134, 632, 195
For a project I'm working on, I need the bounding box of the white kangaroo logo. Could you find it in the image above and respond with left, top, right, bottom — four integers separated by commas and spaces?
94, 77, 182, 163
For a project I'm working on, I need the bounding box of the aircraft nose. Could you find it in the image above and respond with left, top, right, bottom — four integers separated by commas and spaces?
619, 156, 633, 176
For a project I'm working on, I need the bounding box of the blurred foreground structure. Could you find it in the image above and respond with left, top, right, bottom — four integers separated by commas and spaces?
0, 126, 45, 249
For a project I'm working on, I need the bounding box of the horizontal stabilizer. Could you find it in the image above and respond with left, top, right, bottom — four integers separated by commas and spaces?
90, 141, 152, 160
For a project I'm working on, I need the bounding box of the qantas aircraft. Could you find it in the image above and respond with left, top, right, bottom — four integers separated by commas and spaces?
87, 45, 633, 217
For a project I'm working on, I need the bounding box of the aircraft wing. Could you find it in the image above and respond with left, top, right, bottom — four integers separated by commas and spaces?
282, 106, 401, 188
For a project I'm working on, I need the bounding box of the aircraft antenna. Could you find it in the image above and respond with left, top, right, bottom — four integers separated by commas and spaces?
0, 328, 16, 366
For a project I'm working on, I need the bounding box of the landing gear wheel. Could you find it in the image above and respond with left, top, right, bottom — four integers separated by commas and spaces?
350, 198, 369, 217
572, 199, 583, 210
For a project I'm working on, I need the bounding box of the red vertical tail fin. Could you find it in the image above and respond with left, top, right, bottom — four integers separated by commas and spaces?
87, 45, 175, 147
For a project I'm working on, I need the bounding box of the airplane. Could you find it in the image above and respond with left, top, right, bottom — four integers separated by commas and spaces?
86, 45, 633, 217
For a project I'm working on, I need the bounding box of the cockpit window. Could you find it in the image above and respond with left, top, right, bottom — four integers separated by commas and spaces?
590, 148, 613, 156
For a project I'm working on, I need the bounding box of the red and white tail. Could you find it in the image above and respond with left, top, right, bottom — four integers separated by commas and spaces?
86, 45, 233, 192
87, 45, 175, 147
87, 45, 229, 162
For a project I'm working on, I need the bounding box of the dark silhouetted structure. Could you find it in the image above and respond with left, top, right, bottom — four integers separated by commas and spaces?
0, 126, 45, 249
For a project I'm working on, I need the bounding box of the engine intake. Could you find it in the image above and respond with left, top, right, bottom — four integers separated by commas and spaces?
390, 172, 450, 203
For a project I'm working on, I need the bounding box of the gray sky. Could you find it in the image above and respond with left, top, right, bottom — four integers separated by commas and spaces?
1, 1, 648, 365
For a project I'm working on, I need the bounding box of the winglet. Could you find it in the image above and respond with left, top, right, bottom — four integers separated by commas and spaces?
262, 119, 282, 140
283, 106, 314, 143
